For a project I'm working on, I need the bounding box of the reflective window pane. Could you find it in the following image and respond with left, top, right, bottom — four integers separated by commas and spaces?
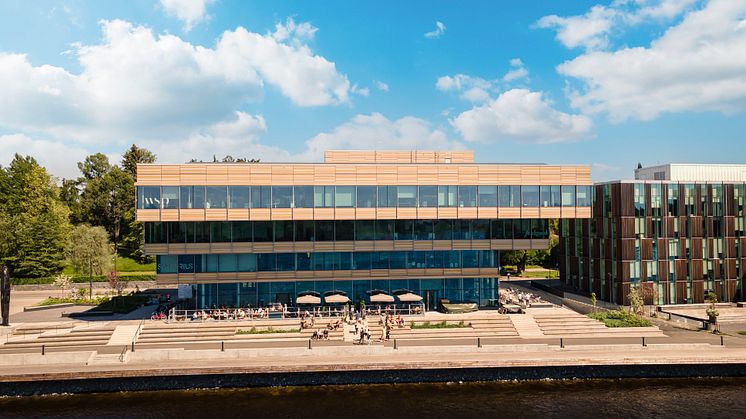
397, 186, 417, 207
233, 222, 252, 242
434, 219, 452, 240
356, 220, 375, 240
478, 186, 497, 207
250, 186, 271, 208
414, 220, 433, 240
206, 186, 227, 209
522, 186, 539, 207
316, 220, 334, 241
295, 220, 315, 241
375, 220, 394, 240
577, 186, 591, 207
138, 186, 160, 209
438, 186, 457, 207
510, 186, 521, 207
458, 186, 477, 207
274, 221, 293, 241
356, 186, 376, 208
253, 221, 273, 242
551, 185, 561, 207
471, 219, 490, 239
314, 186, 334, 208
161, 186, 179, 209
335, 220, 354, 241
395, 220, 414, 240
271, 186, 293, 208
561, 185, 576, 207
418, 186, 438, 207
335, 186, 356, 208
229, 186, 250, 209
294, 186, 314, 208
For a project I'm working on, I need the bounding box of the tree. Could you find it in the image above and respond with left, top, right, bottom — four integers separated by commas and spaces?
65, 225, 113, 298
0, 155, 71, 278
53, 274, 72, 298
121, 144, 156, 181
77, 153, 111, 182
706, 291, 719, 330
628, 285, 644, 316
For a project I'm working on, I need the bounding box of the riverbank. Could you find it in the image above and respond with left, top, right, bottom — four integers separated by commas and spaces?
2, 342, 746, 396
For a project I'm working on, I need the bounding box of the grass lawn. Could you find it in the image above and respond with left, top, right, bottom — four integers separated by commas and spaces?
36, 294, 149, 313
237, 327, 301, 334
116, 256, 155, 272
738, 331, 746, 336
410, 320, 470, 329
589, 310, 652, 327
517, 270, 560, 278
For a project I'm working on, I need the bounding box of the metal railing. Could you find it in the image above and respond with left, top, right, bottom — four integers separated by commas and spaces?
164, 304, 426, 322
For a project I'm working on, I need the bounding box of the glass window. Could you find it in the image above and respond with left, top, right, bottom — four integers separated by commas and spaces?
206, 186, 227, 209
229, 186, 250, 209
498, 186, 510, 207
395, 220, 414, 240
425, 251, 443, 268
356, 220, 375, 240
145, 222, 166, 244
522, 186, 539, 207
335, 220, 355, 241
157, 255, 177, 274
414, 220, 433, 240
314, 186, 334, 208
418, 186, 438, 207
491, 219, 511, 239
462, 250, 478, 268
510, 186, 521, 207
434, 220, 452, 240
218, 254, 237, 272
576, 186, 591, 207
250, 186, 271, 208
339, 252, 352, 270
233, 222, 252, 242
138, 186, 161, 209
168, 222, 186, 244
444, 251, 460, 268
294, 186, 314, 208
531, 219, 549, 239
356, 186, 376, 208
472, 220, 490, 240
389, 252, 406, 269
276, 253, 295, 271
179, 186, 204, 209
540, 186, 551, 207
375, 220, 394, 240
372, 252, 389, 269
271, 186, 293, 208
295, 220, 315, 241
257, 254, 275, 271
178, 255, 195, 273
211, 222, 231, 242
296, 253, 311, 271
205, 255, 219, 273
335, 186, 356, 208
274, 221, 293, 242
253, 221, 273, 242
561, 185, 576, 207
237, 254, 256, 272
316, 220, 334, 241
407, 251, 424, 269
194, 222, 209, 243
479, 250, 496, 268
377, 186, 397, 208
551, 185, 561, 207
458, 186, 477, 207
438, 186, 457, 207
453, 220, 471, 240
478, 186, 497, 207
353, 252, 372, 270
161, 186, 179, 209
397, 186, 417, 207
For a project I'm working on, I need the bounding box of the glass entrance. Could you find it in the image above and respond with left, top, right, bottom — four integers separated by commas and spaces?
424, 290, 440, 311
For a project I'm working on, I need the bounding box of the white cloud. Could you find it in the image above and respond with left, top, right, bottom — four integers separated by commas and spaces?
425, 21, 446, 38
450, 89, 593, 143
351, 84, 370, 97
271, 17, 318, 44
0, 19, 351, 145
0, 134, 89, 180
436, 74, 493, 103
537, 0, 697, 51
374, 80, 390, 92
502, 58, 529, 82
298, 113, 464, 161
558, 0, 746, 121
160, 0, 215, 32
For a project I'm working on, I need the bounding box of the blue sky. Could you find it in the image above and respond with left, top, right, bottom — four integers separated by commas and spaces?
0, 0, 744, 180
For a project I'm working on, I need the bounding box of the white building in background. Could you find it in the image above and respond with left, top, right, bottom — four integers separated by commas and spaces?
635, 163, 746, 182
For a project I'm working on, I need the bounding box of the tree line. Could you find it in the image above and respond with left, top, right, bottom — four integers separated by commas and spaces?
0, 145, 156, 281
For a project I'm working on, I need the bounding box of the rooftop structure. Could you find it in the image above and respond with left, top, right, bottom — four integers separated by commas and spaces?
635, 163, 746, 182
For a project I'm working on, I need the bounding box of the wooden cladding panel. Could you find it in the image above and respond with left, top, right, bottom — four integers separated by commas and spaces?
477, 207, 498, 219
355, 208, 376, 219
417, 208, 438, 219
137, 209, 161, 222
376, 208, 397, 219
498, 208, 521, 219
522, 207, 540, 218
458, 207, 478, 218
205, 209, 228, 221
335, 208, 356, 220
270, 209, 293, 220
292, 208, 314, 219
541, 207, 561, 218
397, 208, 418, 219
248, 209, 271, 221
437, 208, 458, 219
313, 208, 335, 219
137, 163, 592, 186
227, 209, 249, 221
161, 209, 179, 222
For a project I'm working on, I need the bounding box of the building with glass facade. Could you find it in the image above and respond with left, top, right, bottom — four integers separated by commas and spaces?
136, 150, 592, 310
559, 176, 746, 305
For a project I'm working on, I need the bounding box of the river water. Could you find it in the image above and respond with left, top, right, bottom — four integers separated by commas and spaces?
1, 378, 744, 418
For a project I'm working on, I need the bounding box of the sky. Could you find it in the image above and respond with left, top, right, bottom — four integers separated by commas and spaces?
0, 0, 745, 181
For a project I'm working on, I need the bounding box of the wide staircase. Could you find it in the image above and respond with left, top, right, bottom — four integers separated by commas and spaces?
1, 323, 117, 350
532, 309, 665, 338
136, 318, 345, 345
362, 315, 519, 341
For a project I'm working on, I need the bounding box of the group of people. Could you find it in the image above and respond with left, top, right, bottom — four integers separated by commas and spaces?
499, 287, 543, 308
189, 306, 279, 321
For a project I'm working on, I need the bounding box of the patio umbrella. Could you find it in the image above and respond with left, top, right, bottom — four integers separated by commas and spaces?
298, 290, 320, 297
370, 293, 395, 303
324, 293, 350, 304
397, 292, 423, 302
296, 294, 321, 305
392, 289, 414, 295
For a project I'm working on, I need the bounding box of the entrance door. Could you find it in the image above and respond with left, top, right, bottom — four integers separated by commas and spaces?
424, 290, 440, 311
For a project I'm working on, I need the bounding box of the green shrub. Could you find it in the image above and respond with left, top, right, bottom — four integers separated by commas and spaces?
588, 309, 652, 327
236, 327, 301, 335
12, 273, 155, 285
410, 320, 470, 329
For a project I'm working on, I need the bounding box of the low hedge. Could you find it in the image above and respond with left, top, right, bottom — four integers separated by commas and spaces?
588, 310, 652, 327
11, 273, 156, 285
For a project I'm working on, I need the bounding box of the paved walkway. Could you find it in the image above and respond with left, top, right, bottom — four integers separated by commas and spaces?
107, 325, 141, 346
